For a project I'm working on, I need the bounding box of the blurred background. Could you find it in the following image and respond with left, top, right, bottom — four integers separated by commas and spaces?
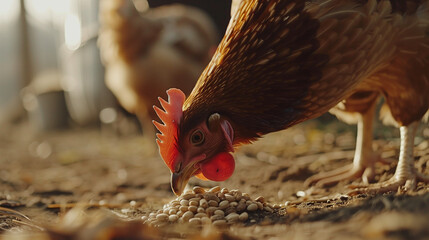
0, 0, 231, 134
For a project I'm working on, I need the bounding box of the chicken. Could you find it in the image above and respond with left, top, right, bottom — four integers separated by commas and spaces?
98, 0, 218, 134
153, 0, 429, 195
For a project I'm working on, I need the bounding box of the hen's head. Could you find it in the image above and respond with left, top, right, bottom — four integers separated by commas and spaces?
153, 89, 235, 196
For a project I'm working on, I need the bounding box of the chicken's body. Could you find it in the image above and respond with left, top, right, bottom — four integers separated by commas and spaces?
154, 0, 429, 195
98, 0, 218, 134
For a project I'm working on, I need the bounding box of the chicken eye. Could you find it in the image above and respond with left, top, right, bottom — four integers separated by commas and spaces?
190, 130, 205, 146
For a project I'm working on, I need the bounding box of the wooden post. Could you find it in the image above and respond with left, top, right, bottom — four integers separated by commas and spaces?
18, 0, 32, 87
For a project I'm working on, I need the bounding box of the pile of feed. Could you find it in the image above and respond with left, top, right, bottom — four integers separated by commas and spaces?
142, 186, 281, 227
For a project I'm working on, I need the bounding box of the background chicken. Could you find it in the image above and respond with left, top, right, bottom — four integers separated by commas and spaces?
153, 0, 429, 195
98, 0, 218, 134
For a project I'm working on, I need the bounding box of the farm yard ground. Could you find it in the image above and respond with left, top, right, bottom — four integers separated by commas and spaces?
1, 116, 429, 240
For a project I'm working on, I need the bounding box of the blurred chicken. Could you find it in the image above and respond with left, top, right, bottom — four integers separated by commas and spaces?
153, 0, 429, 195
98, 0, 218, 134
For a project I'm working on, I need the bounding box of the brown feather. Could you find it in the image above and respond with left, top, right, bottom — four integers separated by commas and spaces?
181, 0, 429, 145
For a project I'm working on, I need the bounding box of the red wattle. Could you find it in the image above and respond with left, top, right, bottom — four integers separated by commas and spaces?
199, 152, 235, 181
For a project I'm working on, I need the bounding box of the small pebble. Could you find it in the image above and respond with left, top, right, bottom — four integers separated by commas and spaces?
296, 191, 306, 197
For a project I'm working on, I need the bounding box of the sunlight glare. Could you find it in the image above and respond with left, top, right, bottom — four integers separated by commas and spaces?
0, 0, 20, 23
64, 14, 82, 51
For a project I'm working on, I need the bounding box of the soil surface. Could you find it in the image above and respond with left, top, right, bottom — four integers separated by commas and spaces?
1, 116, 428, 240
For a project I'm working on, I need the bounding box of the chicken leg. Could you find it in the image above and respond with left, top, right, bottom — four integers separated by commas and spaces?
305, 102, 389, 187
349, 121, 429, 194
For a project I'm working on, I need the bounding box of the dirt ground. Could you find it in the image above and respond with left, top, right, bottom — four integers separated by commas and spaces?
1, 116, 429, 240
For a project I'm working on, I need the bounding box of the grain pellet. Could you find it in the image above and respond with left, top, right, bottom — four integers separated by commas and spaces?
208, 200, 218, 207
239, 212, 248, 221
197, 207, 205, 213
218, 200, 229, 210
205, 193, 220, 202
169, 209, 177, 215
182, 193, 195, 200
201, 217, 211, 225
193, 186, 205, 194
264, 206, 274, 213
210, 215, 223, 221
199, 199, 208, 208
195, 212, 208, 218
237, 202, 247, 212
180, 199, 189, 206
188, 205, 198, 213
247, 203, 258, 211
225, 213, 239, 222
208, 186, 221, 192
189, 218, 202, 225
143, 186, 279, 228
168, 215, 179, 222
206, 206, 217, 215
156, 213, 169, 221
255, 196, 265, 203
214, 210, 225, 217
213, 219, 227, 227
225, 194, 235, 202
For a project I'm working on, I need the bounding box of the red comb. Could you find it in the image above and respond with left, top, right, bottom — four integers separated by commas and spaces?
153, 88, 186, 170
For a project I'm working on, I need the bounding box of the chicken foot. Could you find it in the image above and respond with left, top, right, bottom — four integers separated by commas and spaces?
305, 103, 390, 187
348, 121, 429, 195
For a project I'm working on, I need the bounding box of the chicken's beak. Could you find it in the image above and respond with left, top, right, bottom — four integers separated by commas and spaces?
171, 172, 187, 196
171, 154, 207, 196
171, 164, 196, 196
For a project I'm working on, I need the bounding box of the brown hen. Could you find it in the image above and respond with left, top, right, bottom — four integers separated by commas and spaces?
98, 0, 218, 134
153, 0, 429, 195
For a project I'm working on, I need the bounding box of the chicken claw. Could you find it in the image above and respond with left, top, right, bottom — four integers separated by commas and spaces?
305, 103, 388, 187
348, 121, 429, 195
